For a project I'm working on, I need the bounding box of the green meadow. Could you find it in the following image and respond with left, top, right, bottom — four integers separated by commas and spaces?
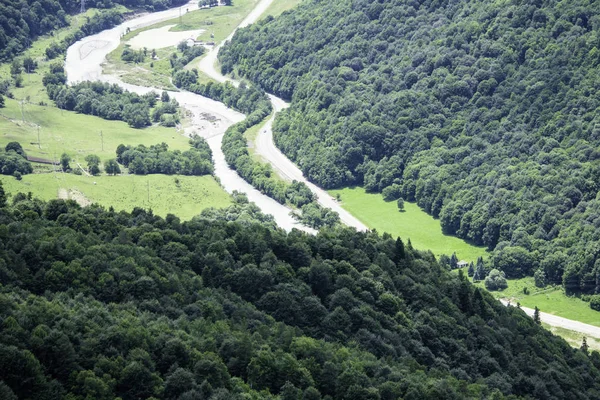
477, 276, 600, 328
0, 98, 189, 164
257, 0, 303, 20
329, 186, 488, 262
329, 187, 600, 330
1, 173, 230, 220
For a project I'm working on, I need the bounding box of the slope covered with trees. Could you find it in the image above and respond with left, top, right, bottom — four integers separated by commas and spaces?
1, 183, 600, 399
219, 0, 600, 294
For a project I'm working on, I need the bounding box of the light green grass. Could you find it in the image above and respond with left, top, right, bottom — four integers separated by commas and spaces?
477, 276, 600, 327
0, 98, 189, 163
543, 324, 600, 351
1, 173, 231, 220
328, 187, 488, 262
257, 0, 303, 20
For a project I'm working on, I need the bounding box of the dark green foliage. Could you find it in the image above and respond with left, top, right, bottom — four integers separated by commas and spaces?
450, 252, 458, 270
534, 269, 546, 288
152, 98, 179, 126
484, 269, 508, 291
220, 0, 600, 295
44, 80, 155, 128
396, 197, 404, 212
5, 142, 26, 158
170, 45, 204, 72
0, 180, 6, 207
22, 56, 37, 73
1, 143, 33, 176
0, 195, 599, 399
121, 46, 145, 63
60, 153, 71, 172
473, 257, 485, 282
534, 307, 541, 325
85, 154, 101, 175
0, 94, 4, 108
104, 158, 121, 175
590, 295, 600, 312
116, 138, 213, 176
293, 202, 340, 229
9, 60, 21, 76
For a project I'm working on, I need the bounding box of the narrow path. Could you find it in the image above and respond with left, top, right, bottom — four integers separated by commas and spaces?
64, 0, 313, 233
500, 299, 600, 340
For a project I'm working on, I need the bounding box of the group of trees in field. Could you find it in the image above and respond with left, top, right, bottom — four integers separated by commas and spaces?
0, 184, 600, 399
0, 142, 32, 178
43, 66, 176, 128
121, 45, 146, 63
172, 57, 323, 210
152, 92, 181, 127
0, 0, 191, 62
219, 0, 600, 295
116, 136, 213, 176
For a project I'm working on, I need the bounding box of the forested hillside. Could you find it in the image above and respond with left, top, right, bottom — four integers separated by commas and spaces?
1, 183, 600, 399
0, 0, 188, 61
219, 0, 600, 293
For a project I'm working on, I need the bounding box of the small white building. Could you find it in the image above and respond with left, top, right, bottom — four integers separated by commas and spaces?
457, 260, 469, 268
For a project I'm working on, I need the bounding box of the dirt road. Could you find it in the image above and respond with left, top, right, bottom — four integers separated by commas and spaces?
500, 299, 600, 339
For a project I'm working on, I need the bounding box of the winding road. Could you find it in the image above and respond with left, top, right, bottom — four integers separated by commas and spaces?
63, 0, 600, 339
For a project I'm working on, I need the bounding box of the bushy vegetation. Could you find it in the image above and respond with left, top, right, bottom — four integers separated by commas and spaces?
173, 66, 317, 208
0, 142, 32, 176
44, 69, 162, 128
292, 202, 340, 229
220, 0, 600, 294
116, 136, 213, 176
0, 0, 191, 61
121, 45, 146, 63
0, 183, 600, 399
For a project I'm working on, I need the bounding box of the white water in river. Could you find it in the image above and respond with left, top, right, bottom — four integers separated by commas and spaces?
64, 1, 314, 233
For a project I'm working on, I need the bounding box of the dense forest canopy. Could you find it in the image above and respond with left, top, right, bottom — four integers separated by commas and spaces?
0, 184, 600, 399
0, 0, 190, 61
219, 0, 600, 294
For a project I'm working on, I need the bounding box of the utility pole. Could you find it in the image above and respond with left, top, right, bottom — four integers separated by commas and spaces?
37, 125, 40, 149
20, 100, 24, 123
179, 7, 182, 24
100, 130, 104, 151
147, 181, 150, 204
80, 0, 85, 13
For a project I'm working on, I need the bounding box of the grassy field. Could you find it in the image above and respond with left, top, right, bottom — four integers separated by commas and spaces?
476, 276, 600, 327
329, 187, 488, 262
257, 0, 303, 19
1, 173, 230, 220
543, 324, 600, 352
0, 98, 189, 164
